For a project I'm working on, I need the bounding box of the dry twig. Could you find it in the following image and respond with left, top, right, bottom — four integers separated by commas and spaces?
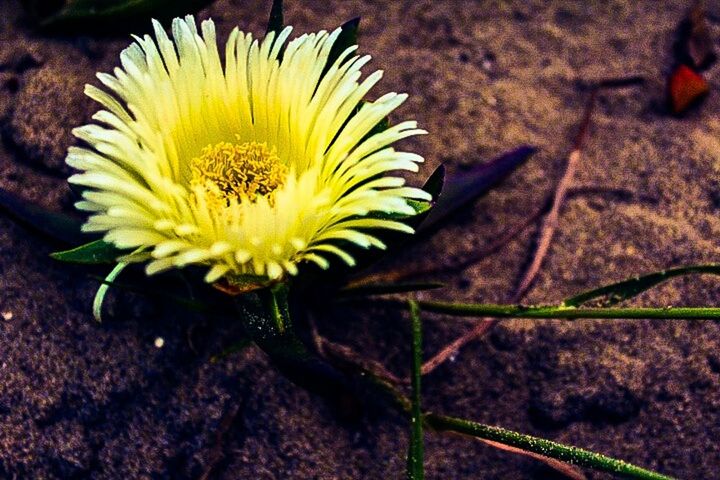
447, 431, 588, 480
199, 400, 243, 480
406, 206, 545, 282
514, 89, 597, 298
308, 314, 404, 384
421, 77, 644, 376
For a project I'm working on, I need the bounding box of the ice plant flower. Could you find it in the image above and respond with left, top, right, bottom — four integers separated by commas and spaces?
67, 16, 430, 283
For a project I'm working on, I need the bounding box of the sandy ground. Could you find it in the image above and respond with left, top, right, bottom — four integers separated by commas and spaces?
1, 0, 720, 478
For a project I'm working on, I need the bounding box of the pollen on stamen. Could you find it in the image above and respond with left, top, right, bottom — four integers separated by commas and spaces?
190, 140, 288, 208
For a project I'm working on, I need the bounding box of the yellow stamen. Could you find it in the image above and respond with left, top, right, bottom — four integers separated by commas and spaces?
190, 141, 287, 207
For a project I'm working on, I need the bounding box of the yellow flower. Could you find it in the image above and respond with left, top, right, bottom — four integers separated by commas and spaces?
68, 15, 430, 283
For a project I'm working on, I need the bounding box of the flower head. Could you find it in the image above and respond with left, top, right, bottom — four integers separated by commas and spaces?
68, 15, 429, 283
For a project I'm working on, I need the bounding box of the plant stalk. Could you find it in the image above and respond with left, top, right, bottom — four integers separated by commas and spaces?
407, 300, 424, 479
416, 301, 720, 320
424, 414, 673, 480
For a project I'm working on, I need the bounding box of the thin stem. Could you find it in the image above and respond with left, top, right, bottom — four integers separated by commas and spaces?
417, 301, 720, 320
407, 300, 424, 479
425, 414, 673, 480
357, 355, 674, 480
515, 76, 644, 298
263, 283, 289, 333
92, 262, 128, 322
514, 89, 596, 299
352, 205, 544, 285
468, 436, 587, 480
421, 319, 495, 375
269, 290, 285, 333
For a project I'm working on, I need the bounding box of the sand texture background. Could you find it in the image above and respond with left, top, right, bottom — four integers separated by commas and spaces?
1, 0, 720, 478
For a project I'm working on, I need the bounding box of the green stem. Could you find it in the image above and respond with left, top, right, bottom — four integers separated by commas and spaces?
235, 284, 357, 400
92, 262, 128, 323
364, 366, 673, 479
234, 288, 675, 479
266, 283, 288, 333
417, 301, 720, 320
424, 414, 674, 480
407, 300, 424, 480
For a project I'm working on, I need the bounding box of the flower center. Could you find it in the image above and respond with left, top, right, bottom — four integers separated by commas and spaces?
190, 141, 287, 206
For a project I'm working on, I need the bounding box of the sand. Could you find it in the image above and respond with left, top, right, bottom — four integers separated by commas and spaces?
1, 0, 719, 478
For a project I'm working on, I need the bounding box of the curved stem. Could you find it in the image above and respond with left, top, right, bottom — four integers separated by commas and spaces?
416, 301, 720, 320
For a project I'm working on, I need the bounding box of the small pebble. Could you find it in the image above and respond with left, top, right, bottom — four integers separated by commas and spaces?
2, 311, 13, 321
154, 337, 165, 348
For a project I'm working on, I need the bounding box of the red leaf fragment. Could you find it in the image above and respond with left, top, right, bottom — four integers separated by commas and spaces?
668, 64, 709, 114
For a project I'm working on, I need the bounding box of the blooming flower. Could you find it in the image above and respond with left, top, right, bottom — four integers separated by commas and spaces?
68, 15, 430, 283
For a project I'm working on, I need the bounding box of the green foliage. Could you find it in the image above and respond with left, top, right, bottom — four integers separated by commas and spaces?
421, 164, 445, 202
416, 301, 720, 320
563, 264, 720, 307
51, 239, 124, 264
425, 414, 674, 480
235, 285, 357, 398
0, 187, 84, 245
418, 146, 537, 234
265, 0, 284, 36
322, 17, 360, 77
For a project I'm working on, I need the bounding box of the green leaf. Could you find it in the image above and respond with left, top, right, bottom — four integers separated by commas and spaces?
417, 146, 536, 234
265, 0, 283, 37
425, 414, 674, 480
0, 187, 85, 245
51, 239, 125, 264
407, 300, 424, 480
563, 264, 720, 307
323, 17, 360, 77
34, 0, 217, 32
421, 164, 446, 200
474, 439, 587, 480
